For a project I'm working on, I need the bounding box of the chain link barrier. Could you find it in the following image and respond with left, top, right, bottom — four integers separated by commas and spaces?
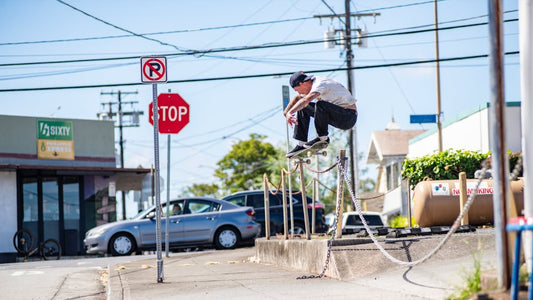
285, 152, 522, 278
303, 161, 339, 174
337, 159, 490, 267
297, 156, 345, 279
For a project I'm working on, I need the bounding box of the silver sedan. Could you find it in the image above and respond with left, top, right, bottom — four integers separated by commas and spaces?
84, 197, 261, 256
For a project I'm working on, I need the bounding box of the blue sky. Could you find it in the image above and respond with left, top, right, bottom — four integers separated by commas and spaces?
0, 0, 521, 216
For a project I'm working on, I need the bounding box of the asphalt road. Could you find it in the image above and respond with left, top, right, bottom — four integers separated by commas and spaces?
0, 255, 151, 300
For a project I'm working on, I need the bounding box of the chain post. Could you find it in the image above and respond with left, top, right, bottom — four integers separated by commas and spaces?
297, 159, 311, 240
282, 171, 288, 239
263, 174, 270, 240
335, 150, 346, 239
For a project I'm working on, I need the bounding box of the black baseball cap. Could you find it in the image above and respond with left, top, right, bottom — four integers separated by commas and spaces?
289, 71, 313, 88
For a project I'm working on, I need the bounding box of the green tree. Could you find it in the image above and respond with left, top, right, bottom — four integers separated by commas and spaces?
214, 133, 284, 193
180, 183, 220, 198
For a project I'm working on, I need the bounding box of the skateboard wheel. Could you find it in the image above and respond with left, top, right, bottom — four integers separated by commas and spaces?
305, 159, 311, 164
322, 151, 327, 156
307, 151, 313, 157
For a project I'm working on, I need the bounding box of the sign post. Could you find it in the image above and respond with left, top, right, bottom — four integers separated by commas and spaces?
141, 56, 167, 283
281, 85, 295, 236
149, 92, 190, 257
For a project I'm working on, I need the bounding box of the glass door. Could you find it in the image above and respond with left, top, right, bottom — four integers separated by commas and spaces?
21, 177, 39, 244
42, 177, 60, 242
63, 177, 80, 254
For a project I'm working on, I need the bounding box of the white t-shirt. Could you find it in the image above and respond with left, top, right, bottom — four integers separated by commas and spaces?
308, 76, 356, 109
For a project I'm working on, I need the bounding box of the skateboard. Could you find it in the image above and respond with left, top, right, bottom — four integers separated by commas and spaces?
289, 140, 328, 160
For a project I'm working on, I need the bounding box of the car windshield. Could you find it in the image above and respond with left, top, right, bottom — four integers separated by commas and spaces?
346, 214, 383, 226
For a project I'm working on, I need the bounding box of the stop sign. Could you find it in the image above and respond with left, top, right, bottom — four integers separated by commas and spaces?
149, 93, 190, 134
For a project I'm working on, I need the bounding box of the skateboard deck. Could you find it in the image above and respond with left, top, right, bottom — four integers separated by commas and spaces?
289, 140, 328, 159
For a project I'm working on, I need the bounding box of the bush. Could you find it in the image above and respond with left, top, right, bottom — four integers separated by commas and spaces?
401, 150, 488, 188
389, 215, 417, 228
401, 149, 522, 189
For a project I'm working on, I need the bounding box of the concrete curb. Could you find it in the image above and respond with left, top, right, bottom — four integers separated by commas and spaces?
256, 229, 496, 280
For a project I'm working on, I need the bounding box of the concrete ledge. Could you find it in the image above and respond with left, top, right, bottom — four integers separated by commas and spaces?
256, 230, 496, 280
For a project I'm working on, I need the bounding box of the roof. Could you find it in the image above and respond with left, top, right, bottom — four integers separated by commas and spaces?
366, 129, 425, 164
0, 164, 151, 190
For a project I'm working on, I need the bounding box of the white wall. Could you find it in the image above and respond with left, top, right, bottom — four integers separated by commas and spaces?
0, 171, 18, 253
408, 103, 522, 158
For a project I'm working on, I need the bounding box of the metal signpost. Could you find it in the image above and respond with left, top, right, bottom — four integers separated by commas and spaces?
149, 93, 190, 257
141, 56, 167, 283
282, 85, 295, 236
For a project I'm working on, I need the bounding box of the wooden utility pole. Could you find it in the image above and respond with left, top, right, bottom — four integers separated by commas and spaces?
99, 90, 141, 220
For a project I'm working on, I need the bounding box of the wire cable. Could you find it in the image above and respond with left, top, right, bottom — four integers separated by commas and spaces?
0, 51, 519, 93
0, 18, 518, 68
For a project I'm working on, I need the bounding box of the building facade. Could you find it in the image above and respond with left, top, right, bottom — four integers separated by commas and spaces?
0, 115, 149, 262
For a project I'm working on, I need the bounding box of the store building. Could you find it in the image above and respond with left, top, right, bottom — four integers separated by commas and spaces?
0, 115, 150, 262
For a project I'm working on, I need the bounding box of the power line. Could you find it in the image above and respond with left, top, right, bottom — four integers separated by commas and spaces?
0, 51, 519, 93
0, 18, 519, 68
1, 0, 454, 47
56, 0, 189, 53
55, 0, 271, 65
0, 17, 315, 47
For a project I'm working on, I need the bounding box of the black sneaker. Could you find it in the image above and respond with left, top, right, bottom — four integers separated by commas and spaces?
304, 137, 330, 149
286, 145, 306, 158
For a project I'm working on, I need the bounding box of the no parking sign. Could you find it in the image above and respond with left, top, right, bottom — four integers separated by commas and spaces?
141, 56, 167, 83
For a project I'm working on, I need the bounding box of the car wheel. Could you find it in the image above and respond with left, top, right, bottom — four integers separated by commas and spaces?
109, 233, 136, 256
289, 222, 306, 235
214, 227, 240, 250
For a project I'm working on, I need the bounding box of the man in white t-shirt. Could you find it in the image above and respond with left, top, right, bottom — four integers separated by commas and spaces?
283, 71, 358, 158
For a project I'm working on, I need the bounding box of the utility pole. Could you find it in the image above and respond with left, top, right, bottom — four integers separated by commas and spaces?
98, 90, 143, 220
434, 0, 443, 152
315, 3, 380, 205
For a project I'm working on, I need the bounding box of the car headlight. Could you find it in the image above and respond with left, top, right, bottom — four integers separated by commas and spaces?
86, 227, 106, 238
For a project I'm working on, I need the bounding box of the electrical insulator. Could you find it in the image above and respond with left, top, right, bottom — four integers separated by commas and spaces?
323, 30, 335, 49
339, 30, 346, 49
357, 27, 368, 48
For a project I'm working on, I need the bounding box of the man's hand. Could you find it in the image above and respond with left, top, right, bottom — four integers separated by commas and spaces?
285, 113, 297, 127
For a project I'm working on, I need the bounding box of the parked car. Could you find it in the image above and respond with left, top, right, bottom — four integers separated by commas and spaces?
221, 190, 328, 236
328, 211, 385, 235
84, 197, 261, 256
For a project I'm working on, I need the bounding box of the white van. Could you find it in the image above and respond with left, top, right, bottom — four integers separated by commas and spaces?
328, 211, 385, 235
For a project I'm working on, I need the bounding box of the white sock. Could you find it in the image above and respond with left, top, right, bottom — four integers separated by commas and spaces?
319, 136, 328, 141
298, 141, 306, 146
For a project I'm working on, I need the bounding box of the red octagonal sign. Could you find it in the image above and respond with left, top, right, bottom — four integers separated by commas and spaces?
149, 93, 190, 134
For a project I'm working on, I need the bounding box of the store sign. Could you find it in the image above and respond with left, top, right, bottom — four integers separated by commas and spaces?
37, 120, 74, 160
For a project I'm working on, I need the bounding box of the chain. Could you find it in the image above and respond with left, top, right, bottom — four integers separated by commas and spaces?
316, 178, 336, 193
283, 165, 300, 176
303, 161, 339, 174
297, 157, 344, 279
509, 155, 523, 181
338, 159, 490, 267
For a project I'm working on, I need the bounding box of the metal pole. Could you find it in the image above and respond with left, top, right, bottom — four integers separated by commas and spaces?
282, 171, 288, 239
165, 89, 172, 258
152, 83, 163, 283
434, 0, 443, 152
298, 160, 311, 240
282, 85, 295, 237
488, 0, 510, 289
345, 0, 358, 204
263, 175, 270, 239
519, 0, 533, 271
165, 134, 170, 257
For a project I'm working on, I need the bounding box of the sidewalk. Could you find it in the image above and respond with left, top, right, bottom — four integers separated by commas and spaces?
106, 229, 523, 299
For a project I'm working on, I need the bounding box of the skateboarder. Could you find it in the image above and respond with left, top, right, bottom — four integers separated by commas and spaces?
284, 71, 358, 158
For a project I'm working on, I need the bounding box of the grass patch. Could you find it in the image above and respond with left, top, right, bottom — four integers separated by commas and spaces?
445, 242, 483, 300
